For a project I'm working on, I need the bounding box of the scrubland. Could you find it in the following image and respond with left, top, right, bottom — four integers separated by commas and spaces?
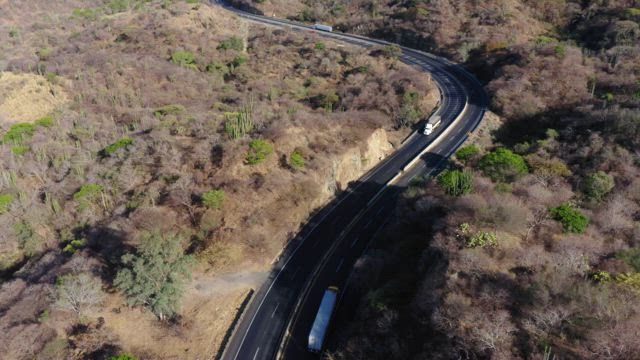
0, 0, 437, 358
221, 0, 640, 359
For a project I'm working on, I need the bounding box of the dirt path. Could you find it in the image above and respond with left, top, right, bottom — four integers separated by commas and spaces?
192, 271, 268, 295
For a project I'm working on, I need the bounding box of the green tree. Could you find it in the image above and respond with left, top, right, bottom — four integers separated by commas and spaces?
478, 148, 528, 182
549, 203, 589, 233
455, 145, 480, 163
115, 232, 194, 320
584, 171, 614, 202
437, 169, 473, 196
246, 139, 273, 165
202, 190, 225, 209
396, 91, 421, 128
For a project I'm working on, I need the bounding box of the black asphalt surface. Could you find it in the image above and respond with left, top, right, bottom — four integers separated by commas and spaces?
212, 4, 488, 360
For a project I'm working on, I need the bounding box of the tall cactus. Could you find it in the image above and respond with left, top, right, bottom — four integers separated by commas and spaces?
224, 97, 255, 140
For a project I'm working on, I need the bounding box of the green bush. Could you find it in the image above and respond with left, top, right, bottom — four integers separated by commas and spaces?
74, 184, 105, 210
478, 147, 528, 182
63, 239, 87, 254
110, 355, 138, 360
35, 116, 54, 127
246, 139, 273, 165
626, 7, 640, 17
549, 203, 589, 233
437, 169, 473, 196
37, 47, 53, 61
171, 51, 197, 70
584, 171, 614, 202
535, 35, 558, 44
2, 118, 54, 145
205, 61, 230, 76
0, 194, 15, 214
202, 190, 225, 209
11, 145, 30, 156
466, 231, 497, 248
322, 92, 340, 111
217, 36, 244, 51
289, 151, 305, 170
2, 123, 36, 145
554, 44, 566, 57
230, 54, 248, 68
314, 42, 326, 50
382, 44, 402, 58
72, 8, 99, 20
153, 104, 185, 118
102, 137, 134, 156
455, 145, 480, 163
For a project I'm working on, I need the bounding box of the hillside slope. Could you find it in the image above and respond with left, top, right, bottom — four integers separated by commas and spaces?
0, 1, 436, 358
227, 0, 640, 359
240, 0, 640, 359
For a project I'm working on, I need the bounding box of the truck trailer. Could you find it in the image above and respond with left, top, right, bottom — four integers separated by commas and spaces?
423, 115, 442, 135
308, 286, 339, 353
313, 24, 333, 32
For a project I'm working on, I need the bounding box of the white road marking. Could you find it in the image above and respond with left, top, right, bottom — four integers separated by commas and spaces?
350, 236, 360, 248
253, 347, 260, 360
271, 303, 280, 318
222, 9, 481, 360
335, 259, 344, 272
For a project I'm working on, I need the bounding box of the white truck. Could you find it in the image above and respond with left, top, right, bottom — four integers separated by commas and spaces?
313, 24, 333, 32
308, 286, 339, 353
423, 115, 442, 135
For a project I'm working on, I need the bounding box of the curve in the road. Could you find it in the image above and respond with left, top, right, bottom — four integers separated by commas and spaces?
212, 4, 488, 360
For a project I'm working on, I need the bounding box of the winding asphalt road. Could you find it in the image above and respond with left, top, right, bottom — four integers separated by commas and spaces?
212, 3, 488, 360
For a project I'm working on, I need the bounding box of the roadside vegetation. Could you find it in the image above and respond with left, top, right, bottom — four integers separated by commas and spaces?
266, 0, 640, 359
0, 0, 436, 358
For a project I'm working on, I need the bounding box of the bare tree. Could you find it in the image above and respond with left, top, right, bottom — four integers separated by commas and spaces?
54, 273, 105, 316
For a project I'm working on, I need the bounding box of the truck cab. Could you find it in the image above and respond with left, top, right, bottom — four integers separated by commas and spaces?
313, 24, 333, 32
423, 115, 442, 135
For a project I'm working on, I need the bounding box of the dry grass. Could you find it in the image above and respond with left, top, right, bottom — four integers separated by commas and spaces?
0, 72, 68, 124
0, 1, 437, 358
92, 289, 250, 359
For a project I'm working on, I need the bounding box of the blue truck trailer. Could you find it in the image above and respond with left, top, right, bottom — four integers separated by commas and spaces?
308, 286, 339, 352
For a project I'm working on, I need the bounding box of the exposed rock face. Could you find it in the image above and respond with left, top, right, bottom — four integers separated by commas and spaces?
333, 128, 393, 192
466, 110, 503, 150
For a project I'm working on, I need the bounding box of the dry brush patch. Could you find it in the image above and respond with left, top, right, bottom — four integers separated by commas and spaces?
0, 1, 437, 358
